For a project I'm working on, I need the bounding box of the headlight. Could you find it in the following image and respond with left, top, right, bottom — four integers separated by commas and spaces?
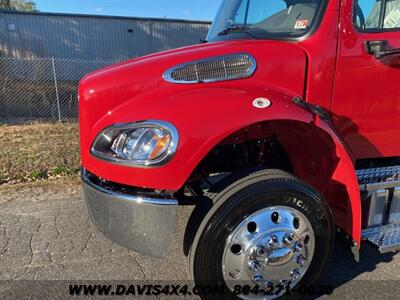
91, 120, 178, 167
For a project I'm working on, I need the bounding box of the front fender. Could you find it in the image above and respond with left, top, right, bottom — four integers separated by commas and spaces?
81, 85, 313, 190
80, 86, 361, 245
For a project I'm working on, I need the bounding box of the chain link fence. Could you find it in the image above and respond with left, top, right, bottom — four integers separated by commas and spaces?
0, 57, 119, 124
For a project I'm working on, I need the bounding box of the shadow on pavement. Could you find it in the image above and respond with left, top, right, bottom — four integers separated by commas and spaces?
315, 234, 398, 299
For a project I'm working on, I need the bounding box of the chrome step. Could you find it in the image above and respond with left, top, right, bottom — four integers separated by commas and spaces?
362, 224, 400, 253
357, 165, 400, 191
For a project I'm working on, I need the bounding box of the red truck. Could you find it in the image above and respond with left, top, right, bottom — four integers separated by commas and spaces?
79, 0, 400, 298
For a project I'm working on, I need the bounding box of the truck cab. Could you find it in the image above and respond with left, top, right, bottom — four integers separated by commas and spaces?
79, 0, 400, 298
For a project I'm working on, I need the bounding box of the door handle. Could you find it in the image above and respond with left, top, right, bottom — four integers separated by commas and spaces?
365, 40, 400, 59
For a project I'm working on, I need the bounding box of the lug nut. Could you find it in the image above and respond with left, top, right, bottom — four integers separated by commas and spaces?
283, 233, 294, 245
254, 275, 264, 283
268, 235, 279, 247
294, 241, 303, 252
248, 260, 261, 272
279, 279, 288, 285
254, 246, 267, 259
291, 269, 301, 280
297, 254, 305, 266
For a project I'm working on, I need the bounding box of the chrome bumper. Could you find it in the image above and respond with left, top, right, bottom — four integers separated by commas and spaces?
82, 171, 178, 258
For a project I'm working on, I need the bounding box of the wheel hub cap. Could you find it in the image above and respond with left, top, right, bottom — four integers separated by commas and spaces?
222, 206, 315, 299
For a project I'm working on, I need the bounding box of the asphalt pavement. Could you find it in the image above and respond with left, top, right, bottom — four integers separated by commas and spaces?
0, 180, 399, 299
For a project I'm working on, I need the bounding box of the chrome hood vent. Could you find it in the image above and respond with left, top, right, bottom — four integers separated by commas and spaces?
163, 53, 256, 84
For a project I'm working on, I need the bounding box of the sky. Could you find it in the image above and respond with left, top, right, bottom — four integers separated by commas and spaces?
34, 0, 223, 21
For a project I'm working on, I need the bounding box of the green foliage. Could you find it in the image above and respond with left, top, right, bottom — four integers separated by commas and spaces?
28, 169, 48, 180
0, 0, 38, 12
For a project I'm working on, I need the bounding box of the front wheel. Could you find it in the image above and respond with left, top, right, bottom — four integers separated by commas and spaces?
190, 169, 335, 299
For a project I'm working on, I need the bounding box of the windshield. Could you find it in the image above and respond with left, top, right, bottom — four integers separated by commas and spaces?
207, 0, 324, 41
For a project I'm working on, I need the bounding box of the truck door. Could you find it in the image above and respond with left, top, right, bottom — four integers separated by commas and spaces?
331, 0, 400, 159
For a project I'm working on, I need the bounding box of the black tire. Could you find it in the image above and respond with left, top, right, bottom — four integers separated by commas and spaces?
190, 169, 335, 299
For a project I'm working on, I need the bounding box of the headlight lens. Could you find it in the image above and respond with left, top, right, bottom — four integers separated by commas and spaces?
91, 121, 178, 167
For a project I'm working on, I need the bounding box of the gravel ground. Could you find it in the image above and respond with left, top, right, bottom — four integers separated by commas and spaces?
0, 180, 399, 299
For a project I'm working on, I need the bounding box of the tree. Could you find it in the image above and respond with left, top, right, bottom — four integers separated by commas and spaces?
0, 0, 38, 12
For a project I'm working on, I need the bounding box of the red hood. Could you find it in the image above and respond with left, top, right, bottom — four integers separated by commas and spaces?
79, 40, 307, 127
79, 39, 308, 189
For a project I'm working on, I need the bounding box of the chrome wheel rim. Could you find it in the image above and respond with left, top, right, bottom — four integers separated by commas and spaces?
222, 206, 315, 299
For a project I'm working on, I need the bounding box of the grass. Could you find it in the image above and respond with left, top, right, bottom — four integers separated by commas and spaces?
0, 122, 80, 185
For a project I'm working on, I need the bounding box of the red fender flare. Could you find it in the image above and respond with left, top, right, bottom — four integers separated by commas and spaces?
80, 85, 361, 245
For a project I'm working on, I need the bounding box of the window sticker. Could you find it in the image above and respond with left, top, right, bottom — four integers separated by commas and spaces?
384, 8, 400, 28
294, 19, 309, 29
